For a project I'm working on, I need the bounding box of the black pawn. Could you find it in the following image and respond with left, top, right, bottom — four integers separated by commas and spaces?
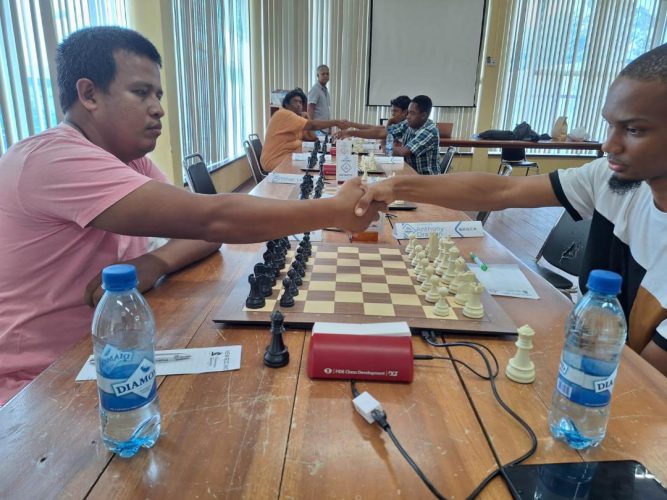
279, 277, 295, 307
264, 310, 289, 368
288, 267, 302, 287
245, 274, 265, 309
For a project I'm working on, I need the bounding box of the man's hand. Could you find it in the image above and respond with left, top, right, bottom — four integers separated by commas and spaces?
354, 178, 396, 217
393, 145, 410, 158
84, 253, 168, 308
336, 120, 354, 130
333, 129, 353, 140
333, 178, 385, 232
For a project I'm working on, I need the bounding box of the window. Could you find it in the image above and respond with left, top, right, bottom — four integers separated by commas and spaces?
173, 0, 252, 174
493, 0, 667, 154
0, 0, 126, 154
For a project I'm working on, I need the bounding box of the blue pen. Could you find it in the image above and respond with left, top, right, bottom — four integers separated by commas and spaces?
470, 252, 488, 271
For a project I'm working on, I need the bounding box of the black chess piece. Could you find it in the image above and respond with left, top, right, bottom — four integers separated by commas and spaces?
264, 310, 289, 368
296, 246, 309, 263
287, 267, 302, 287
245, 274, 265, 309
279, 277, 295, 307
254, 263, 274, 296
294, 254, 307, 276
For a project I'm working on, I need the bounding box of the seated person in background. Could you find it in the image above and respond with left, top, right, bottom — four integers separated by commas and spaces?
355, 44, 667, 376
343, 95, 411, 142
261, 88, 350, 171
0, 27, 382, 405
336, 95, 440, 175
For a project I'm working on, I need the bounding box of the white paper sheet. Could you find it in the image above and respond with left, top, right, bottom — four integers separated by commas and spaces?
76, 346, 243, 381
468, 264, 540, 299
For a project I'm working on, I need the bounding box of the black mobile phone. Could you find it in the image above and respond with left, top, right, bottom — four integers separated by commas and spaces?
504, 460, 667, 499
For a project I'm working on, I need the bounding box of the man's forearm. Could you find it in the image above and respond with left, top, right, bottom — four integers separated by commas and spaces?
150, 238, 221, 275
343, 128, 387, 140
306, 118, 339, 131
388, 172, 560, 211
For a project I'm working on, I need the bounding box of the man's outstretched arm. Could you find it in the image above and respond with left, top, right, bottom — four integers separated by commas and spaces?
91, 177, 383, 244
355, 171, 560, 215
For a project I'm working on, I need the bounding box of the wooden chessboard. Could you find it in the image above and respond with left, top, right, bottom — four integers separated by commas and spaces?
213, 242, 517, 336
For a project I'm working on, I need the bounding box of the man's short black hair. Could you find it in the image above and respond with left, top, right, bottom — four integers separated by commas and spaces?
619, 43, 667, 84
411, 95, 432, 116
390, 95, 411, 111
56, 26, 162, 112
282, 88, 307, 108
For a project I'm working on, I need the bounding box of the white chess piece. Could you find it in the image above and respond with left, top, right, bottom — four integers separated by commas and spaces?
505, 325, 536, 384
462, 283, 485, 319
454, 272, 476, 305
427, 232, 439, 262
411, 246, 424, 267
447, 258, 468, 293
441, 247, 461, 284
414, 254, 427, 275
433, 287, 451, 316
425, 275, 442, 302
418, 263, 433, 285
406, 234, 416, 254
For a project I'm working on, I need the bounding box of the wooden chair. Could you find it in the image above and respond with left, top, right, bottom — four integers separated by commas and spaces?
498, 147, 539, 176
528, 211, 591, 299
476, 164, 513, 225
439, 146, 455, 174
436, 122, 453, 138
243, 140, 267, 184
183, 153, 217, 194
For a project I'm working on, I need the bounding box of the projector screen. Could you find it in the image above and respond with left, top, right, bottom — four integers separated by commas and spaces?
367, 0, 486, 107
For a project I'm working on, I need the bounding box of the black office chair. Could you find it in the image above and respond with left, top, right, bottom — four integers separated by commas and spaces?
244, 140, 267, 184
476, 164, 513, 225
498, 147, 539, 176
248, 133, 264, 170
439, 146, 455, 174
529, 211, 591, 298
183, 153, 217, 194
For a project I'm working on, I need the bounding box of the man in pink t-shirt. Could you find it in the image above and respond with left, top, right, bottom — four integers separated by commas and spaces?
0, 27, 383, 405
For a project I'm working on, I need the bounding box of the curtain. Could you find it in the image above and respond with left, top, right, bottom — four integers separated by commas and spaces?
493, 0, 667, 154
0, 0, 126, 153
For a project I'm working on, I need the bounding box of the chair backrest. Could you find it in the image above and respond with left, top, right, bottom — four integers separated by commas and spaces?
244, 140, 267, 184
248, 134, 264, 168
537, 211, 591, 276
436, 122, 453, 138
476, 164, 513, 225
183, 153, 217, 194
501, 147, 526, 162
439, 146, 455, 174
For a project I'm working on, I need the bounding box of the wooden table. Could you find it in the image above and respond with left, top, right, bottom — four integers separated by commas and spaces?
440, 138, 604, 157
1, 160, 665, 499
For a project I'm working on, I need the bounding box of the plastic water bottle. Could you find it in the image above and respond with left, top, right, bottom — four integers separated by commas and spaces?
92, 264, 161, 457
385, 131, 394, 157
548, 269, 627, 449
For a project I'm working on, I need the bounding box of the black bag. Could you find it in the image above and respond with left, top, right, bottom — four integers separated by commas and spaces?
512, 122, 540, 142
477, 129, 516, 140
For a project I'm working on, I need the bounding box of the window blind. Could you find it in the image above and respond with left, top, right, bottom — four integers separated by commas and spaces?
493, 0, 667, 155
172, 0, 252, 175
0, 0, 126, 154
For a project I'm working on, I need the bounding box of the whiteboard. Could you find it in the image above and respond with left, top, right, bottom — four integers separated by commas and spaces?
367, 0, 486, 107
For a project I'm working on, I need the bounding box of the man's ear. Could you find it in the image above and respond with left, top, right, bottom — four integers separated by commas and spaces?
75, 78, 98, 111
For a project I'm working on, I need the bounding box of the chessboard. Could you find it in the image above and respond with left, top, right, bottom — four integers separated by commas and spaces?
213, 241, 517, 336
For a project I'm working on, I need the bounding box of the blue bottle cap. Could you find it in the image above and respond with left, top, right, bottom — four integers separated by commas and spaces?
101, 264, 138, 292
586, 269, 622, 295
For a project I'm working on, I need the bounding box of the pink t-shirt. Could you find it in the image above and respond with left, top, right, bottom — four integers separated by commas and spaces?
0, 123, 167, 404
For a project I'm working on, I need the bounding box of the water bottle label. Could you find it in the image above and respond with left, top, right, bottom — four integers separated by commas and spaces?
96, 346, 157, 412
557, 356, 617, 407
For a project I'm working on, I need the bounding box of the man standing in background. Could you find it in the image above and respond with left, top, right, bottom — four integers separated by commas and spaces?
308, 64, 331, 122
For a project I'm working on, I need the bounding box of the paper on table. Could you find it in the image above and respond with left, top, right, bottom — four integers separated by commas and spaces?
76, 346, 242, 381
468, 264, 540, 299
